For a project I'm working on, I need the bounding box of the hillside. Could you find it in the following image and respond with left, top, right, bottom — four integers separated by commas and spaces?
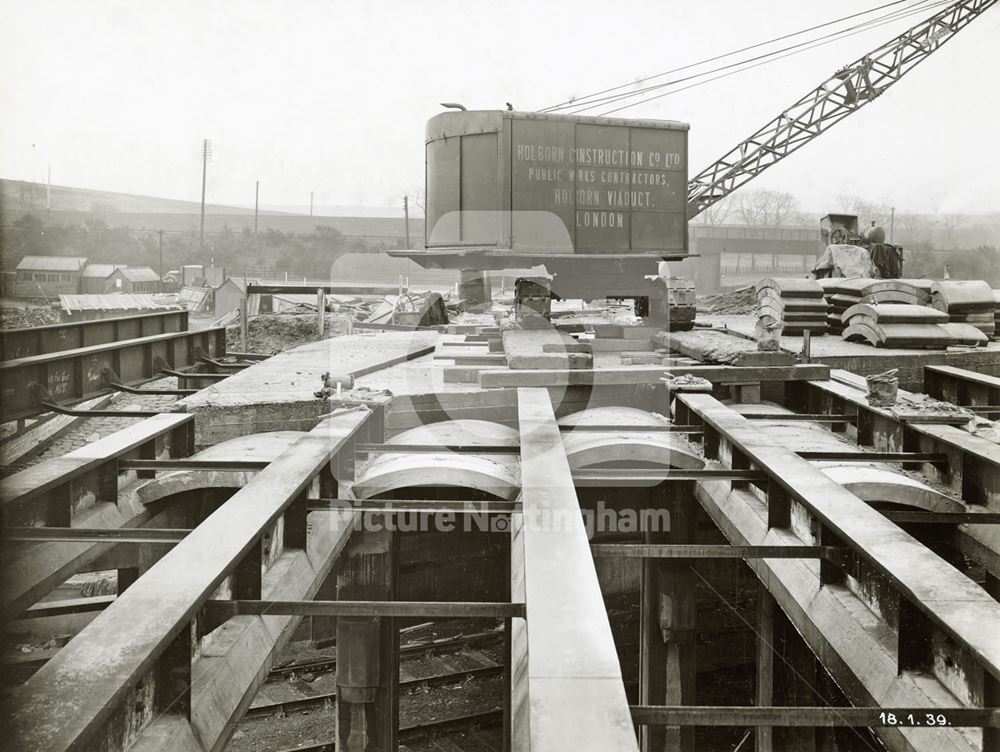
1, 178, 283, 216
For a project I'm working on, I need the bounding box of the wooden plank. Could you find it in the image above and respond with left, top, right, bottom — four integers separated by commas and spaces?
1, 409, 370, 752
22, 595, 116, 619
811, 376, 1000, 463
0, 395, 113, 466
516, 388, 638, 752
1, 413, 193, 509
925, 364, 1000, 390
482, 364, 830, 388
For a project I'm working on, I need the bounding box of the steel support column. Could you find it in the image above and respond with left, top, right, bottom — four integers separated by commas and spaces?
336, 523, 398, 752
641, 480, 696, 752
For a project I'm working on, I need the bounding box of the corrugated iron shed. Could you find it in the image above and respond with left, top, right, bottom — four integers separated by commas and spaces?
113, 267, 161, 282
58, 293, 182, 312
80, 263, 122, 279
16, 255, 89, 272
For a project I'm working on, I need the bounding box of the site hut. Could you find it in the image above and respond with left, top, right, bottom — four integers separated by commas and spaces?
13, 255, 88, 299
106, 266, 163, 294
212, 276, 248, 318
79, 263, 123, 294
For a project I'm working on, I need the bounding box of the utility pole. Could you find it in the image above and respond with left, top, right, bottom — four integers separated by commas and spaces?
889, 207, 895, 244
199, 139, 212, 254
46, 164, 51, 212
403, 195, 410, 247
254, 180, 259, 235
158, 229, 164, 281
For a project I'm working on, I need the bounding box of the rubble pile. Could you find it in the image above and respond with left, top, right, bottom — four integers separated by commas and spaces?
890, 393, 975, 422
225, 313, 351, 354
697, 286, 755, 314
0, 305, 61, 329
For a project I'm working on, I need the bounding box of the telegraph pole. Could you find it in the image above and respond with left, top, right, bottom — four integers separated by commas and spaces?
199, 139, 212, 254
403, 195, 410, 247
158, 229, 164, 280
254, 180, 259, 235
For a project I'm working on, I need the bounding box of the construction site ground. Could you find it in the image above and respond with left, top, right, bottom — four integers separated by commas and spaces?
6, 296, 1000, 752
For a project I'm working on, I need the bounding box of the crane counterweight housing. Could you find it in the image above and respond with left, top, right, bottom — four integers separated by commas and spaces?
394, 110, 695, 323
412, 110, 692, 268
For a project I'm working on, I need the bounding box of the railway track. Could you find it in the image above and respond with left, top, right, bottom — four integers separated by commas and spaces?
266, 626, 505, 681
248, 664, 504, 718
272, 710, 504, 752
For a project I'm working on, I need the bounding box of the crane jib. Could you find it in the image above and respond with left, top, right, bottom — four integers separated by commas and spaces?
686, 0, 998, 220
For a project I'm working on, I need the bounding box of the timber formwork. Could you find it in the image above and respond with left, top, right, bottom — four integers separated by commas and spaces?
2, 357, 1000, 752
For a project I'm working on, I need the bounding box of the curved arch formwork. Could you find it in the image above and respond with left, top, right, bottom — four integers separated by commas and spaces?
352, 419, 520, 500
557, 406, 704, 470
819, 465, 964, 513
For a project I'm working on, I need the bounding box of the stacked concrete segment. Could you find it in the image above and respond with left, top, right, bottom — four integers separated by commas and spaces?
818, 278, 930, 334
754, 277, 828, 336
842, 301, 988, 348
931, 280, 996, 338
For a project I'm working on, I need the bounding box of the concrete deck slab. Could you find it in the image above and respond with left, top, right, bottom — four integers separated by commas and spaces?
176, 332, 437, 444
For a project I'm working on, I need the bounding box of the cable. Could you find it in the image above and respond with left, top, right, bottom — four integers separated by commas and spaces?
690, 565, 883, 751
542, 0, 921, 112
595, 0, 952, 116
570, 0, 945, 115
596, 0, 949, 116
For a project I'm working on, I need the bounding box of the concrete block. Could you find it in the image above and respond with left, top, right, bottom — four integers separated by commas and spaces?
442, 365, 505, 383
590, 338, 654, 353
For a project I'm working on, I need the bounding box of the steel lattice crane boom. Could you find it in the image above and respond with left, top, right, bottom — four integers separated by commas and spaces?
686, 0, 998, 219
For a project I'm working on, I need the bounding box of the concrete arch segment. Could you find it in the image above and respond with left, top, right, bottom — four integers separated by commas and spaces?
557, 406, 703, 470
354, 419, 520, 500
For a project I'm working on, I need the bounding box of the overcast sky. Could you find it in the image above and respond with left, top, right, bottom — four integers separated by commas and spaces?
2, 0, 998, 215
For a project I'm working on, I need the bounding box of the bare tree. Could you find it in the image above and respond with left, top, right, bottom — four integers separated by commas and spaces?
851, 199, 892, 227
737, 192, 763, 226
941, 214, 963, 248
836, 193, 859, 214
736, 189, 800, 226
894, 212, 927, 245
699, 194, 735, 226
